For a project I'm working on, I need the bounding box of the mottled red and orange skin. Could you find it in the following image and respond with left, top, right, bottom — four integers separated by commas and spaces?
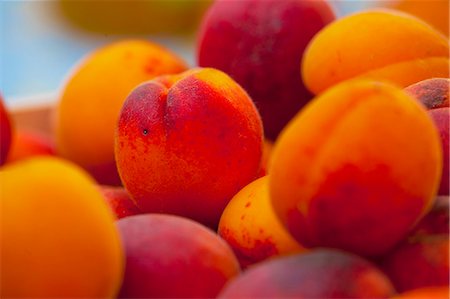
381, 235, 449, 292
117, 214, 240, 298
6, 131, 55, 164
218, 249, 395, 298
197, 0, 335, 140
98, 185, 140, 219
0, 95, 12, 165
270, 80, 442, 257
392, 287, 450, 299
405, 79, 449, 195
115, 68, 263, 228
404, 78, 449, 110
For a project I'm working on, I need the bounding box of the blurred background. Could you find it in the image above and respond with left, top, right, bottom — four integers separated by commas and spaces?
1, 0, 448, 106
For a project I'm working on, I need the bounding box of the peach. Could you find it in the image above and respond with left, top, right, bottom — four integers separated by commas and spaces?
98, 185, 141, 219
56, 39, 187, 185
269, 80, 442, 257
381, 235, 449, 292
6, 130, 55, 163
302, 10, 449, 95
218, 249, 395, 298
0, 94, 12, 165
393, 287, 450, 299
219, 176, 305, 268
115, 68, 263, 228
117, 214, 240, 298
197, 0, 335, 139
0, 157, 124, 298
404, 78, 449, 110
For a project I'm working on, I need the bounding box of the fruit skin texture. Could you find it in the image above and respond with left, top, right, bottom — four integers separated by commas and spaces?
6, 130, 55, 163
392, 287, 450, 299
269, 80, 442, 257
218, 176, 305, 268
218, 249, 395, 298
381, 235, 449, 292
56, 39, 187, 185
98, 185, 141, 219
197, 0, 335, 140
117, 214, 240, 298
302, 10, 449, 95
0, 157, 124, 298
115, 68, 263, 228
0, 95, 12, 165
405, 78, 449, 195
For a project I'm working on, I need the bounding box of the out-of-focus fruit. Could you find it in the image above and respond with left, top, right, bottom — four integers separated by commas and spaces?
0, 157, 124, 298
302, 10, 449, 95
98, 185, 140, 219
381, 234, 449, 292
197, 0, 335, 140
384, 0, 449, 37
219, 176, 305, 268
269, 80, 442, 257
218, 249, 395, 298
56, 39, 187, 185
117, 214, 240, 298
405, 78, 449, 195
0, 94, 12, 165
392, 287, 450, 299
6, 130, 55, 163
115, 68, 263, 228
57, 0, 212, 34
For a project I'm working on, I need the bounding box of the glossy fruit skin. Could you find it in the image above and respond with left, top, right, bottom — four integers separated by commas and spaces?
117, 214, 240, 298
115, 68, 263, 228
198, 0, 336, 140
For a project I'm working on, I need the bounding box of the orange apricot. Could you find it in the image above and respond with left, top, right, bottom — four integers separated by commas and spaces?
269, 80, 442, 257
218, 176, 305, 268
0, 157, 124, 298
302, 10, 449, 95
392, 287, 450, 299
56, 39, 187, 185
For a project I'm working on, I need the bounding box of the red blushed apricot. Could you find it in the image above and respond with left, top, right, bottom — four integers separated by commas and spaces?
115, 68, 263, 228
392, 287, 450, 299
302, 10, 449, 95
98, 185, 140, 219
197, 0, 335, 140
218, 176, 305, 268
218, 249, 395, 298
0, 95, 12, 165
269, 80, 442, 257
428, 108, 449, 195
381, 235, 449, 292
412, 196, 449, 236
404, 78, 449, 110
6, 130, 55, 164
117, 214, 240, 298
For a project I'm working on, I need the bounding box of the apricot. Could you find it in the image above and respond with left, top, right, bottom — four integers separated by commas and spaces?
115, 68, 263, 228
56, 39, 187, 185
0, 94, 12, 165
269, 80, 442, 257
6, 130, 55, 163
197, 0, 335, 139
218, 249, 395, 298
98, 185, 141, 219
117, 214, 240, 298
0, 157, 124, 298
219, 176, 305, 268
393, 287, 450, 299
302, 10, 449, 95
381, 235, 449, 292
257, 139, 273, 177
385, 0, 449, 37
412, 196, 449, 236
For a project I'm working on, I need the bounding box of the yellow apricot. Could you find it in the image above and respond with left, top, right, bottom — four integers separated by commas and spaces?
0, 157, 124, 298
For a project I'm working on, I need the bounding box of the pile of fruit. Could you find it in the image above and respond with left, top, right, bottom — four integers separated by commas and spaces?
1, 0, 449, 298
